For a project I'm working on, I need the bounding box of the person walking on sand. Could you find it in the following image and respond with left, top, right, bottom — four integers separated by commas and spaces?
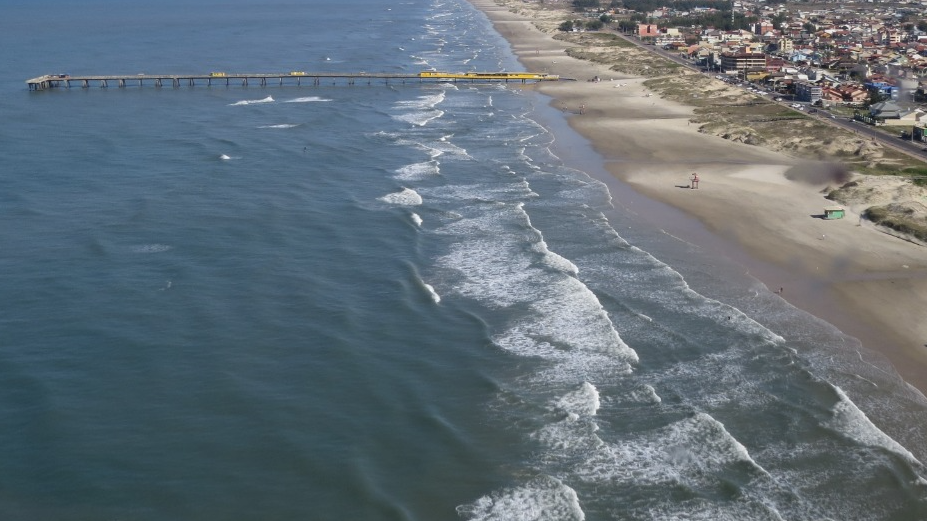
690, 172, 699, 189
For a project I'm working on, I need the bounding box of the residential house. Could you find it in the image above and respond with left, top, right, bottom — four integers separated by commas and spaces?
720, 52, 768, 74
796, 81, 823, 102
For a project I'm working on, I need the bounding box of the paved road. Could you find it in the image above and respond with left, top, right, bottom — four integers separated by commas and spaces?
609, 30, 927, 163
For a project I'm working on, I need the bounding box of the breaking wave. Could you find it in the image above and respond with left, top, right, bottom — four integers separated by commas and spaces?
229, 95, 274, 106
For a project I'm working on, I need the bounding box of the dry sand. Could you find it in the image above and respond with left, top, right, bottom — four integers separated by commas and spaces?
471, 0, 927, 393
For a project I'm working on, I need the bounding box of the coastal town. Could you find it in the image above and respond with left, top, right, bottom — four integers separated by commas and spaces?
559, 0, 927, 135
509, 0, 927, 246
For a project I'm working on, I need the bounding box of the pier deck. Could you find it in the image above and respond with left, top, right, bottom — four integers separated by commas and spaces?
26, 71, 559, 91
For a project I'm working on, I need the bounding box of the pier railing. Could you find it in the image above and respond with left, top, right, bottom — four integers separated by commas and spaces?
26, 71, 560, 91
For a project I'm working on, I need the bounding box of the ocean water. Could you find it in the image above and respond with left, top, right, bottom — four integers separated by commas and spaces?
2, 0, 927, 519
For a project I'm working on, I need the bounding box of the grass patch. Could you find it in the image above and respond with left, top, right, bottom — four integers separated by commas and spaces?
577, 32, 635, 47
851, 155, 926, 176
900, 166, 927, 176
865, 204, 927, 242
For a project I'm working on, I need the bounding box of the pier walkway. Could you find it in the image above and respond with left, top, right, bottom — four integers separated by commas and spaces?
26, 71, 560, 91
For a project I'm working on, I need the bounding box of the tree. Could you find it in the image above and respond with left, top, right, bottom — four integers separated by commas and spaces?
918, 20, 927, 33
586, 19, 605, 30
867, 86, 888, 105
599, 14, 613, 24
771, 13, 788, 30
618, 20, 637, 33
559, 20, 575, 32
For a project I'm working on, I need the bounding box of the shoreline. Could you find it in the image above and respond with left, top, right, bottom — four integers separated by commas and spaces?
470, 0, 927, 394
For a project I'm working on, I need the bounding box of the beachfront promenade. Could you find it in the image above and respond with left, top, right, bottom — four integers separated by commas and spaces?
26, 71, 561, 91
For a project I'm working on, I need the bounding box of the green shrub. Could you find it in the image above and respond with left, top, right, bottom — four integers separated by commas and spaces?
864, 205, 927, 242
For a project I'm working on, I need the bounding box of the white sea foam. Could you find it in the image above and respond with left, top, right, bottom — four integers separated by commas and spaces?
437, 203, 635, 361
552, 382, 600, 418
533, 239, 578, 275
391, 134, 470, 162
394, 161, 439, 181
427, 139, 469, 158
533, 414, 603, 453
532, 382, 604, 452
283, 96, 332, 103
575, 413, 769, 487
393, 91, 446, 126
664, 413, 768, 476
419, 182, 535, 205
411, 213, 423, 227
492, 276, 638, 363
229, 95, 274, 106
423, 283, 441, 303
132, 244, 172, 254
622, 384, 662, 404
396, 91, 446, 110
641, 499, 787, 521
257, 124, 299, 129
395, 109, 444, 127
457, 476, 585, 521
219, 154, 232, 160
825, 384, 921, 465
587, 242, 785, 345
378, 188, 422, 206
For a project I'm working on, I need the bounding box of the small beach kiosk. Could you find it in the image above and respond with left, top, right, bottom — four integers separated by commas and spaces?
823, 205, 845, 220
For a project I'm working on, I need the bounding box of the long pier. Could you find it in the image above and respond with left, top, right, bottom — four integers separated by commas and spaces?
26, 71, 560, 91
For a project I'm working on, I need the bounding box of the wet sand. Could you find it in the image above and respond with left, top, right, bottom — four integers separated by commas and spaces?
471, 0, 927, 394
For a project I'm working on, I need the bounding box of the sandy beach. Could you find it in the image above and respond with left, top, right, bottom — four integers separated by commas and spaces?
471, 0, 927, 393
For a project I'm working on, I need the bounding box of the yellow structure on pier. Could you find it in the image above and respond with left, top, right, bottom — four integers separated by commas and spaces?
418, 71, 559, 81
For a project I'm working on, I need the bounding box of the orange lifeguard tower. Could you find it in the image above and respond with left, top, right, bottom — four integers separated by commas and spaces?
690, 173, 699, 189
